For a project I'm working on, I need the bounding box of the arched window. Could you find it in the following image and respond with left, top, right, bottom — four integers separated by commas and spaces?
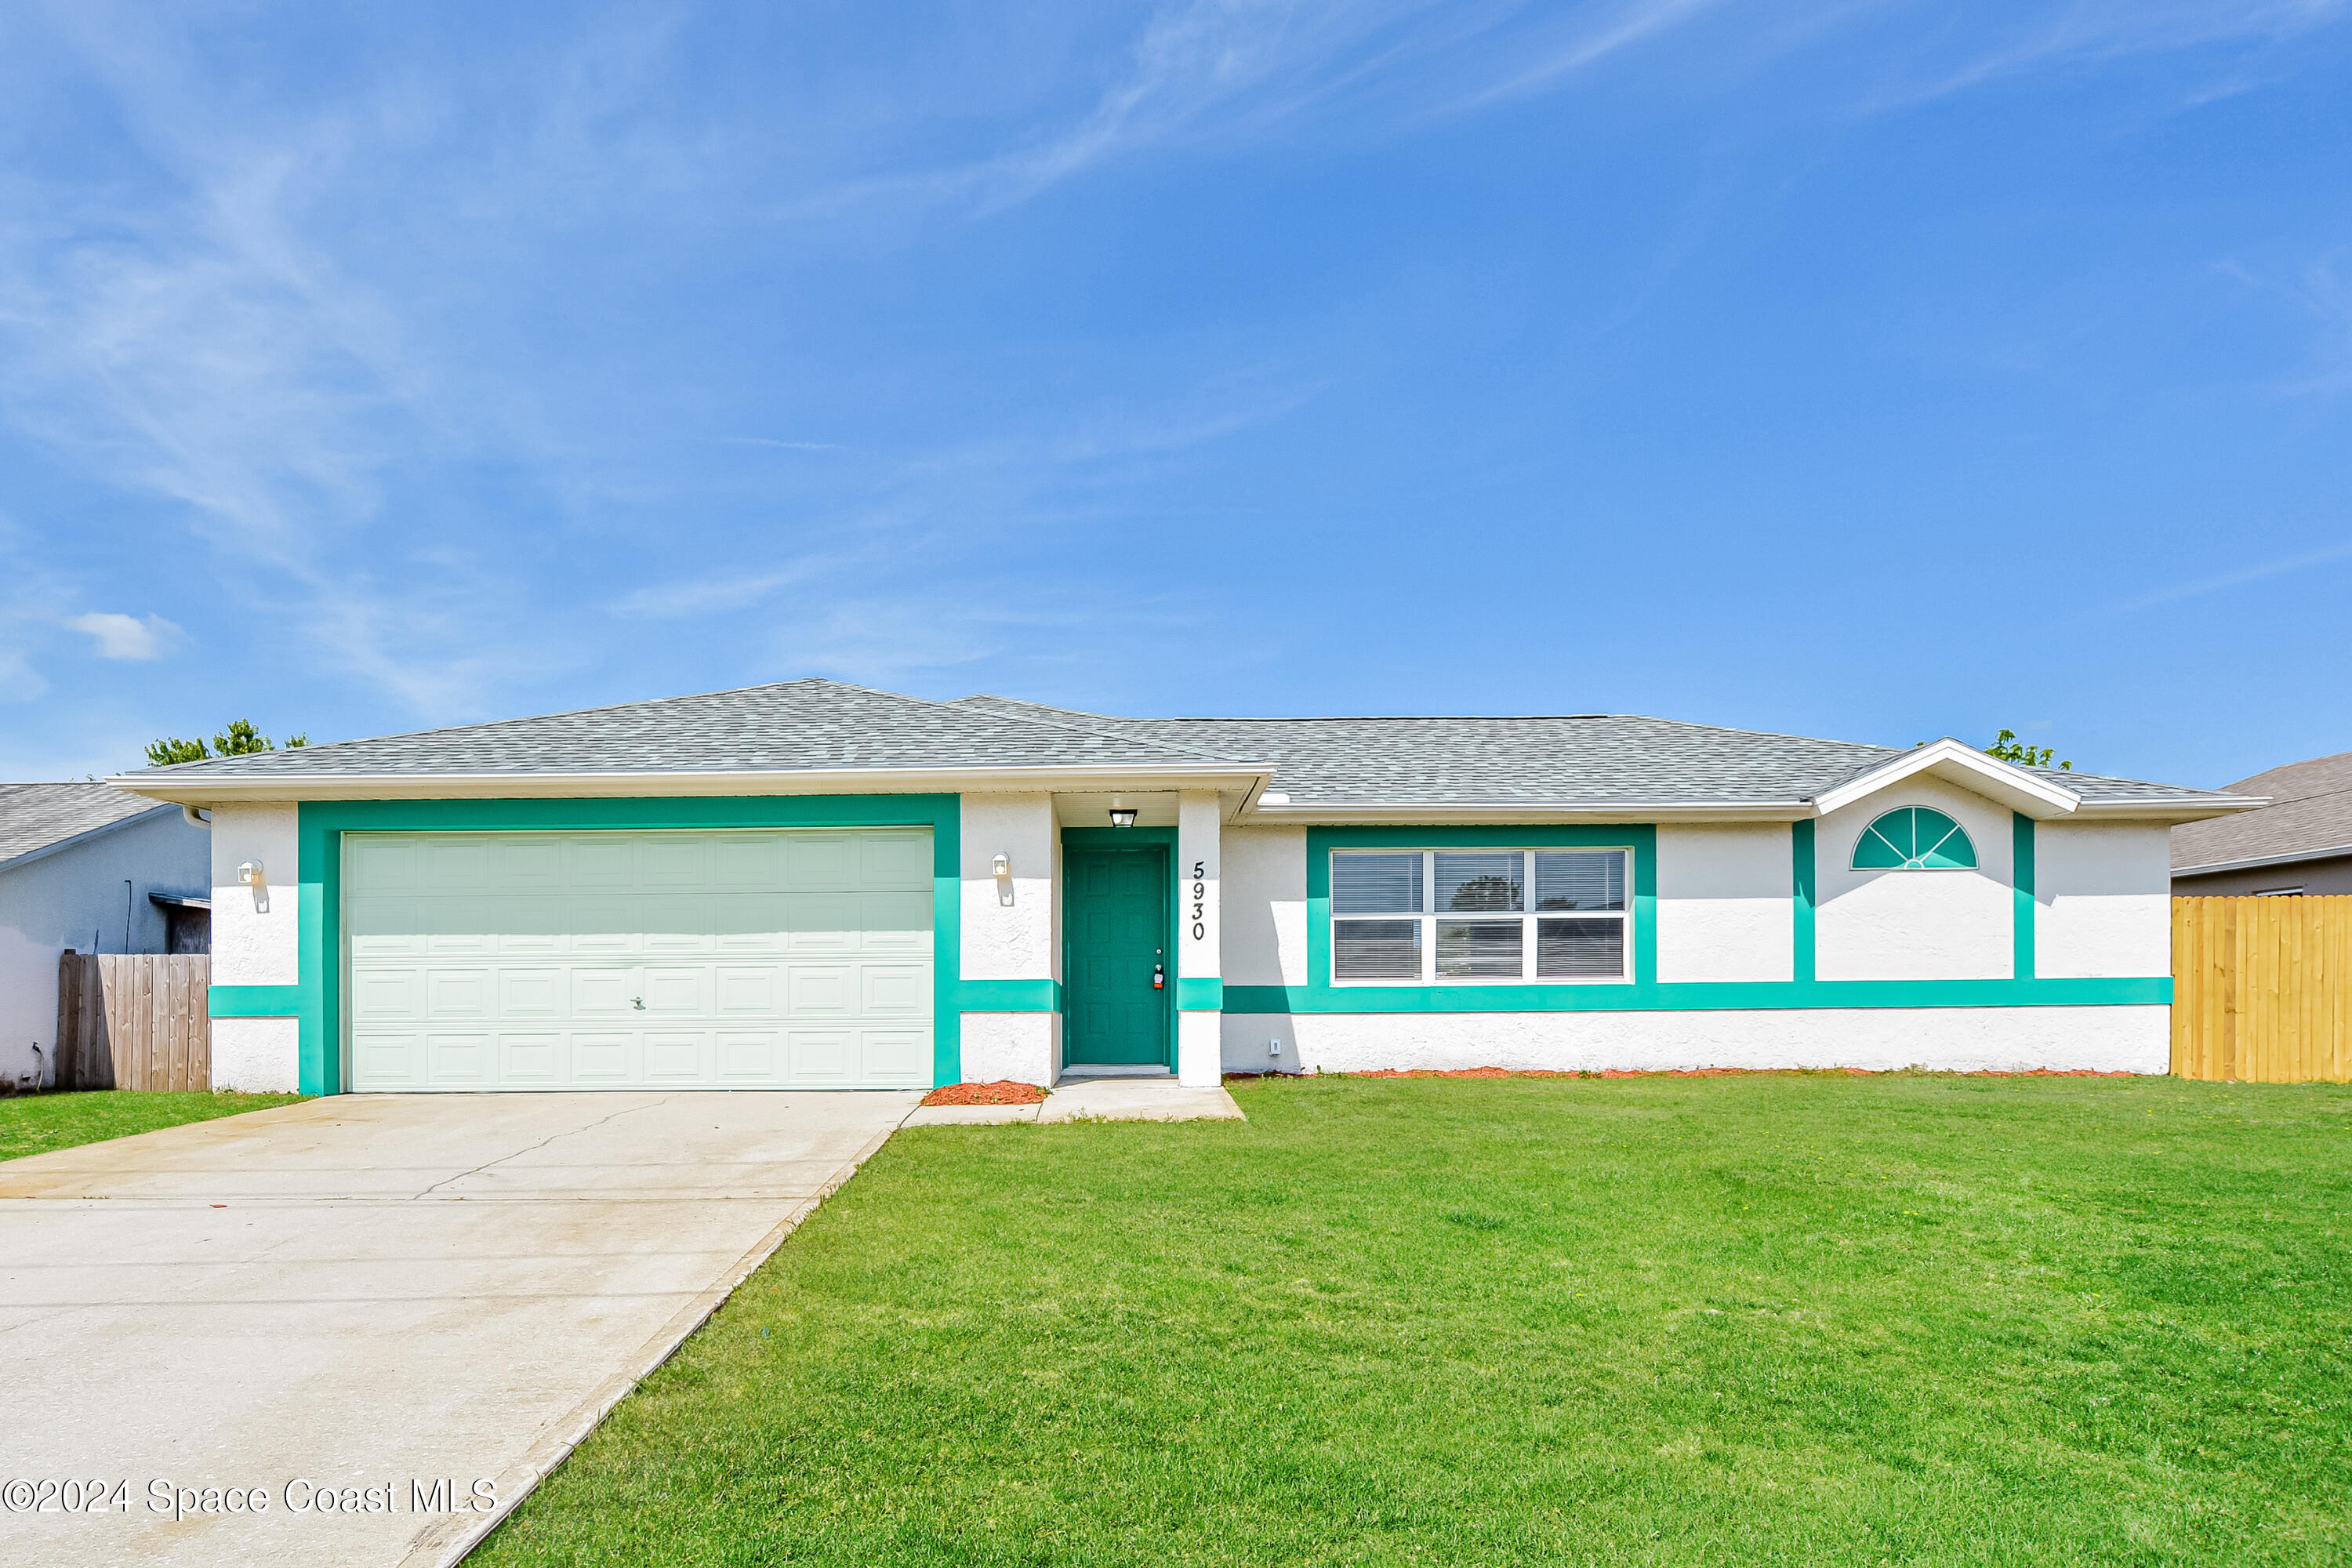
1852, 807, 1976, 870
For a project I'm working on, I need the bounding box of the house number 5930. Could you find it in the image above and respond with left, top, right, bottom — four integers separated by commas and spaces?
1190, 861, 1207, 941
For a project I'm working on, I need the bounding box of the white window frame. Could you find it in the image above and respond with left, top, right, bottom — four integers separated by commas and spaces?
1328, 848, 1632, 985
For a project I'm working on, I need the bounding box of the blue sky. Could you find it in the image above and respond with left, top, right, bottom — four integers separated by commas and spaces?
1, 2, 2347, 789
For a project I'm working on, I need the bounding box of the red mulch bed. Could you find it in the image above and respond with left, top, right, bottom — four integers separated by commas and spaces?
1226, 1065, 2132, 1081
921, 1080, 1050, 1105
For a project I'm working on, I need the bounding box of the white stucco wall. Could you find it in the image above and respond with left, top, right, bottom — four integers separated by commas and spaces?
960, 1012, 1056, 1087
0, 808, 210, 1088
1221, 826, 1305, 985
1815, 778, 2014, 981
210, 803, 300, 987
1222, 1005, 2168, 1075
1655, 822, 1794, 982
211, 1015, 301, 1093
2036, 821, 2172, 978
959, 793, 1056, 982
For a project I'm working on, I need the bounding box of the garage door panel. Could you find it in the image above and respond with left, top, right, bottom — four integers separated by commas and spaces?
720, 1030, 784, 1080
565, 838, 636, 887
641, 895, 716, 954
641, 1031, 705, 1081
715, 965, 778, 1014
862, 964, 931, 1017
348, 896, 425, 956
786, 1030, 857, 1082
565, 895, 641, 954
421, 839, 493, 891
347, 827, 933, 1091
571, 967, 641, 1016
572, 1030, 638, 1081
427, 1032, 493, 1083
499, 1032, 564, 1083
493, 896, 569, 954
497, 968, 562, 1018
426, 970, 492, 1017
861, 1030, 929, 1083
858, 834, 931, 887
352, 968, 423, 1021
785, 964, 852, 1014
349, 837, 419, 891
353, 1032, 422, 1085
786, 835, 859, 887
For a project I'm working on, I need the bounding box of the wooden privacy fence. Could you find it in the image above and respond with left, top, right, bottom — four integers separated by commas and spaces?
2172, 896, 2352, 1083
54, 953, 211, 1091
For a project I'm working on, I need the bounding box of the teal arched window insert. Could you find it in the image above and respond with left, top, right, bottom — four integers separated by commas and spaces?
1852, 808, 1977, 870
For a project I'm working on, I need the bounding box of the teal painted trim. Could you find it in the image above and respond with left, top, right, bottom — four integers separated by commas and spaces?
208, 983, 307, 1018
1221, 977, 2171, 1014
1261, 819, 2165, 1017
1177, 977, 1224, 1011
1060, 826, 1177, 850
1059, 825, 1178, 1071
960, 979, 1062, 1011
296, 794, 964, 1094
1305, 824, 1659, 1004
2013, 812, 2036, 982
1791, 818, 1816, 984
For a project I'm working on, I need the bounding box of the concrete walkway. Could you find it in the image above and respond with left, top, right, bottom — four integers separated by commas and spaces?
0, 1091, 917, 1568
901, 1076, 1246, 1126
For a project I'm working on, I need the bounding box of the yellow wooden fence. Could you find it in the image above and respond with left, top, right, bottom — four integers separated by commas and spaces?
2172, 896, 2352, 1083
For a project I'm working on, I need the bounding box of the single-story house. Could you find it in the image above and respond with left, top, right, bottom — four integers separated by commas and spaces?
0, 783, 213, 1090
2172, 748, 2350, 896
112, 680, 2257, 1096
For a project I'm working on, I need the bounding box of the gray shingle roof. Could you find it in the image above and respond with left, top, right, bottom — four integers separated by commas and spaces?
2172, 750, 2352, 872
952, 695, 2231, 810
0, 784, 173, 868
120, 677, 2242, 812
132, 680, 1248, 781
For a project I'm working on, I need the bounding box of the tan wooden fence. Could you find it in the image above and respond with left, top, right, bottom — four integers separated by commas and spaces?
55, 953, 211, 1091
2172, 896, 2352, 1083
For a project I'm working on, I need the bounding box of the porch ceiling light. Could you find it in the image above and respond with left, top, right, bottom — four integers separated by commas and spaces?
1109, 808, 1138, 828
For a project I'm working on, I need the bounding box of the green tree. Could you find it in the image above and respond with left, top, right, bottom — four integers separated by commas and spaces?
1986, 728, 2071, 771
144, 720, 309, 768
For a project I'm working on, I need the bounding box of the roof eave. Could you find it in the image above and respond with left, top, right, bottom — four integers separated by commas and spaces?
106, 762, 1274, 806
1242, 801, 1816, 825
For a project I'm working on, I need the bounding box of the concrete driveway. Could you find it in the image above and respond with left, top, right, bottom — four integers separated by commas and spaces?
0, 1091, 919, 1568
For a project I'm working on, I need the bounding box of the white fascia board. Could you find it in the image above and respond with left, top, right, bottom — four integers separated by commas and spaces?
105, 763, 1273, 807
2173, 838, 2352, 878
1808, 739, 2082, 819
1241, 801, 1813, 825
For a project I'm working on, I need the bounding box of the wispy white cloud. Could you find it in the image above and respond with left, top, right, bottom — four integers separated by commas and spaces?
66, 611, 178, 660
1450, 0, 1721, 110
1884, 0, 2348, 106
2109, 538, 2352, 614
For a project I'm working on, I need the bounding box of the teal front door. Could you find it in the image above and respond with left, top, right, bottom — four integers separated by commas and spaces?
1063, 845, 1171, 1066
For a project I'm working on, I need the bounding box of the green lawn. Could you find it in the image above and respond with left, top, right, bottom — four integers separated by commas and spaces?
0, 1089, 305, 1161
478, 1074, 2352, 1566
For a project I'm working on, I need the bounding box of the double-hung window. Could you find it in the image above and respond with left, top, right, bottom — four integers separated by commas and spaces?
1330, 848, 1630, 983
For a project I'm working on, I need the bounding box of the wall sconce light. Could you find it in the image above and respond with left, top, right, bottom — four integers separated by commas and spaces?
1108, 808, 1138, 828
991, 852, 1010, 878
237, 861, 263, 888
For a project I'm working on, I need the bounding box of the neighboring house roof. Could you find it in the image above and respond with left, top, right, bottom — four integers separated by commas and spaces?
2172, 750, 2352, 877
110, 677, 2255, 822
0, 783, 176, 873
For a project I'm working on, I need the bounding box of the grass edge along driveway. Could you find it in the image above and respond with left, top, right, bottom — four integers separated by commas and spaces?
0, 1089, 306, 1163
475, 1071, 2352, 1566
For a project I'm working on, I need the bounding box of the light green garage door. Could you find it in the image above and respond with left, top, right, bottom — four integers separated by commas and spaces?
345, 828, 933, 1091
